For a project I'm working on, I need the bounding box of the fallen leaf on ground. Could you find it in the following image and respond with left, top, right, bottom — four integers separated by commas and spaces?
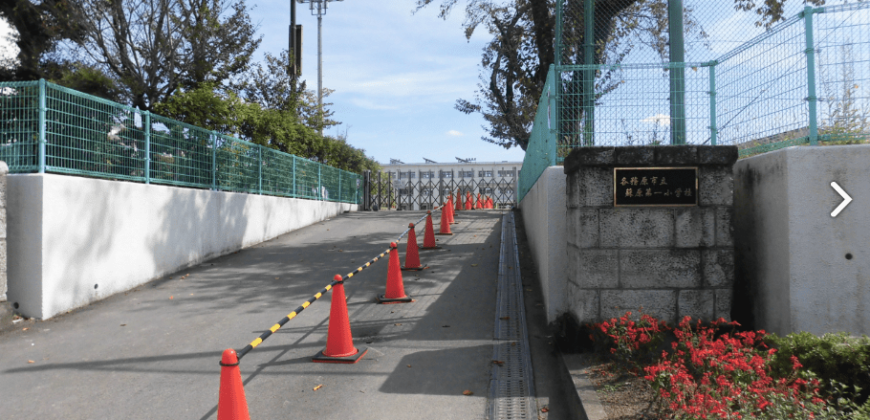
407, 364, 412, 368
492, 360, 505, 366
27, 360, 35, 364
313, 384, 323, 391
22, 328, 28, 331
394, 323, 402, 326
500, 316, 510, 320
462, 390, 474, 396
169, 296, 174, 300
120, 324, 126, 327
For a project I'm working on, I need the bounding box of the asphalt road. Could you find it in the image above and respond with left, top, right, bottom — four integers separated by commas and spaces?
0, 210, 508, 420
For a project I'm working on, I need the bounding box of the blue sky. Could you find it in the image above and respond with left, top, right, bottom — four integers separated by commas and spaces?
249, 0, 527, 164
1, 0, 863, 160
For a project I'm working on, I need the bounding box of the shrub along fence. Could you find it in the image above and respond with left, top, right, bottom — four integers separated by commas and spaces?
0, 80, 361, 203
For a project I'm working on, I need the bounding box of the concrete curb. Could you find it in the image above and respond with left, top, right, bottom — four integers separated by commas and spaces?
556, 352, 607, 420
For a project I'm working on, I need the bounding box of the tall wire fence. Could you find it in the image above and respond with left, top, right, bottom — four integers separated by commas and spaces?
519, 1, 870, 202
0, 80, 361, 203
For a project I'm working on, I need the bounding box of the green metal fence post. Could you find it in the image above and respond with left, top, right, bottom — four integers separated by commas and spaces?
292, 155, 297, 197
555, 0, 563, 68
144, 111, 151, 183
547, 65, 558, 165
212, 131, 218, 190
669, 0, 687, 145
583, 0, 595, 146
803, 6, 819, 146
318, 164, 322, 201
707, 62, 718, 146
258, 145, 262, 195
38, 78, 46, 173
338, 171, 342, 202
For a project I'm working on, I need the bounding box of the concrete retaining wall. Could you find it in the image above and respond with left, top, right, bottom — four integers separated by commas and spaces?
517, 167, 567, 323
733, 145, 870, 336
6, 173, 357, 320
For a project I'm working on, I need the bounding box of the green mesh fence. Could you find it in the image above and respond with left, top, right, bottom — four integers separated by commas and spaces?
0, 80, 361, 204
518, 1, 870, 202
518, 66, 558, 202
0, 81, 41, 172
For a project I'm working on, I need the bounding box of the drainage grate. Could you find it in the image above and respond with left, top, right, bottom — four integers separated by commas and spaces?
487, 212, 536, 420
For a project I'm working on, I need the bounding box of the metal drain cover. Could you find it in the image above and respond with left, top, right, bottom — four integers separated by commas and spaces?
487, 212, 536, 420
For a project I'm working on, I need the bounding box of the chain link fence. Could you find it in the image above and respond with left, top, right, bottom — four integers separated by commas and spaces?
519, 1, 870, 202
0, 80, 361, 204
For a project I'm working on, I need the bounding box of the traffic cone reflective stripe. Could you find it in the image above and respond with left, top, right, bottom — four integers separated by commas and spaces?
378, 243, 413, 304
217, 349, 251, 420
313, 276, 368, 363
402, 223, 425, 270
421, 211, 440, 250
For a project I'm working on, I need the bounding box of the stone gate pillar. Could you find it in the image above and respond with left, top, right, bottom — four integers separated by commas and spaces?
564, 146, 738, 324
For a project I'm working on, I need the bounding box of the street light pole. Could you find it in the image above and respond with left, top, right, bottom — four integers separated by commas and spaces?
298, 0, 343, 137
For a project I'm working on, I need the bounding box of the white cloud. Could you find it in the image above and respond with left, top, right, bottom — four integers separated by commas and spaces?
641, 114, 670, 126
446, 130, 464, 136
348, 98, 399, 110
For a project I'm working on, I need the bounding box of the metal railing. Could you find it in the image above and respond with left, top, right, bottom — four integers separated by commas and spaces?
518, 2, 870, 202
0, 80, 362, 203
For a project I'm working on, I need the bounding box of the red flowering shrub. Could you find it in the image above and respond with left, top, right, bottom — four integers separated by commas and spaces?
591, 312, 841, 419
591, 311, 668, 374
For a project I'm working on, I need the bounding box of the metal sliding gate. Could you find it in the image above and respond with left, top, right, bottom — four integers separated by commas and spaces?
362, 170, 518, 211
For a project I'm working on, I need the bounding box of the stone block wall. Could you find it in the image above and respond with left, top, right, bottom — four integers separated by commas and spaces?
564, 146, 737, 324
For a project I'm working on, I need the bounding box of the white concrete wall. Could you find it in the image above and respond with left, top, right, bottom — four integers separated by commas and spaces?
518, 167, 567, 322
734, 145, 870, 336
7, 174, 357, 319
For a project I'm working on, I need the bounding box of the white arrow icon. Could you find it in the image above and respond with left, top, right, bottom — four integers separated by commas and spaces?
831, 182, 852, 217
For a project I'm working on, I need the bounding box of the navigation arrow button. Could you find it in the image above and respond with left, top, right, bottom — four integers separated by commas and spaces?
831, 182, 852, 217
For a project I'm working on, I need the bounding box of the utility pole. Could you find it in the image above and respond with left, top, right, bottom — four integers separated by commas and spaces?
297, 0, 343, 137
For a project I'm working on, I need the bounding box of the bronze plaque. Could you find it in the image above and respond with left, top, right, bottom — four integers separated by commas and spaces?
614, 167, 698, 207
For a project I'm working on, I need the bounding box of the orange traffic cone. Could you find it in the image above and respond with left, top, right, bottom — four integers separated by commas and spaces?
486, 197, 493, 209
378, 243, 414, 304
436, 206, 453, 235
475, 193, 482, 209
465, 192, 473, 210
421, 211, 441, 250
313, 275, 368, 363
447, 198, 457, 224
402, 223, 425, 271
455, 191, 463, 213
218, 349, 251, 420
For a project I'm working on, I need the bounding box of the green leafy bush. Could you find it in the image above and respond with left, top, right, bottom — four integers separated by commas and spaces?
766, 332, 870, 406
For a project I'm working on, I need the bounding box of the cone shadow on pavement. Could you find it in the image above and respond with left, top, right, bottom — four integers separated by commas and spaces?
313, 275, 368, 363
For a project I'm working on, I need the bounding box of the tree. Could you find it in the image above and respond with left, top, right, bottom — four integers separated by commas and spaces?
242, 50, 340, 133
416, 0, 824, 151
0, 0, 85, 80
73, 0, 260, 111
